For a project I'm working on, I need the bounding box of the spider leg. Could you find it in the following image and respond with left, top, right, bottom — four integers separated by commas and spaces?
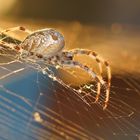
46, 55, 104, 83
0, 41, 18, 51
48, 55, 106, 98
0, 26, 32, 35
61, 51, 102, 103
62, 49, 111, 109
0, 42, 21, 65
0, 40, 23, 54
0, 26, 32, 43
59, 60, 105, 84
0, 26, 32, 52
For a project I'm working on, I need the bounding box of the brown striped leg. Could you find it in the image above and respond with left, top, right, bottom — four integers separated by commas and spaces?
61, 51, 102, 104
0, 26, 32, 43
47, 55, 105, 84
50, 58, 105, 88
63, 49, 111, 109
0, 26, 32, 35
0, 41, 17, 51
61, 51, 102, 103
0, 41, 21, 65
0, 26, 32, 53
0, 40, 23, 54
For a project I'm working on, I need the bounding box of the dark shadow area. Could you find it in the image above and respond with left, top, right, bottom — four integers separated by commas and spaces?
9, 0, 140, 24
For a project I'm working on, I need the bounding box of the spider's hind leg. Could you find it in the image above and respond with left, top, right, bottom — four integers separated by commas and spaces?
61, 49, 111, 109
48, 55, 106, 108
61, 51, 102, 103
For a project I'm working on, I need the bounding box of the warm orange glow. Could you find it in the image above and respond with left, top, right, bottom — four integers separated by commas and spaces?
0, 0, 17, 16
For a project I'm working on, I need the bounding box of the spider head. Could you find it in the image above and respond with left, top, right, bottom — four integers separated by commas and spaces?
20, 28, 65, 59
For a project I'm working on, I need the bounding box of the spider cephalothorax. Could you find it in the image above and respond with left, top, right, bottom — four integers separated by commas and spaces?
0, 26, 111, 109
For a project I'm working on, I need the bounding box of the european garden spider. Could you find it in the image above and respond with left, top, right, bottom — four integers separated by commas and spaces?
0, 26, 111, 109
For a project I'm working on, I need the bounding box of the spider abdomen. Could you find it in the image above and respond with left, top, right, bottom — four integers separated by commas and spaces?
20, 29, 65, 59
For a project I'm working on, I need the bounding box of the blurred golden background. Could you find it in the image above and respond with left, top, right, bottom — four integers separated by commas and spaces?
2, 0, 140, 24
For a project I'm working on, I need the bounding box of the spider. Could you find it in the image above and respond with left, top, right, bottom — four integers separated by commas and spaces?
0, 26, 111, 109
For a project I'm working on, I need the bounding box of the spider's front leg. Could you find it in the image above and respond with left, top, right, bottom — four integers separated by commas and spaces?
0, 40, 22, 66
0, 26, 32, 53
0, 26, 32, 37
0, 26, 32, 45
0, 40, 18, 51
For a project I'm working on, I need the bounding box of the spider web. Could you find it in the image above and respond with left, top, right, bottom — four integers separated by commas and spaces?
0, 34, 140, 140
